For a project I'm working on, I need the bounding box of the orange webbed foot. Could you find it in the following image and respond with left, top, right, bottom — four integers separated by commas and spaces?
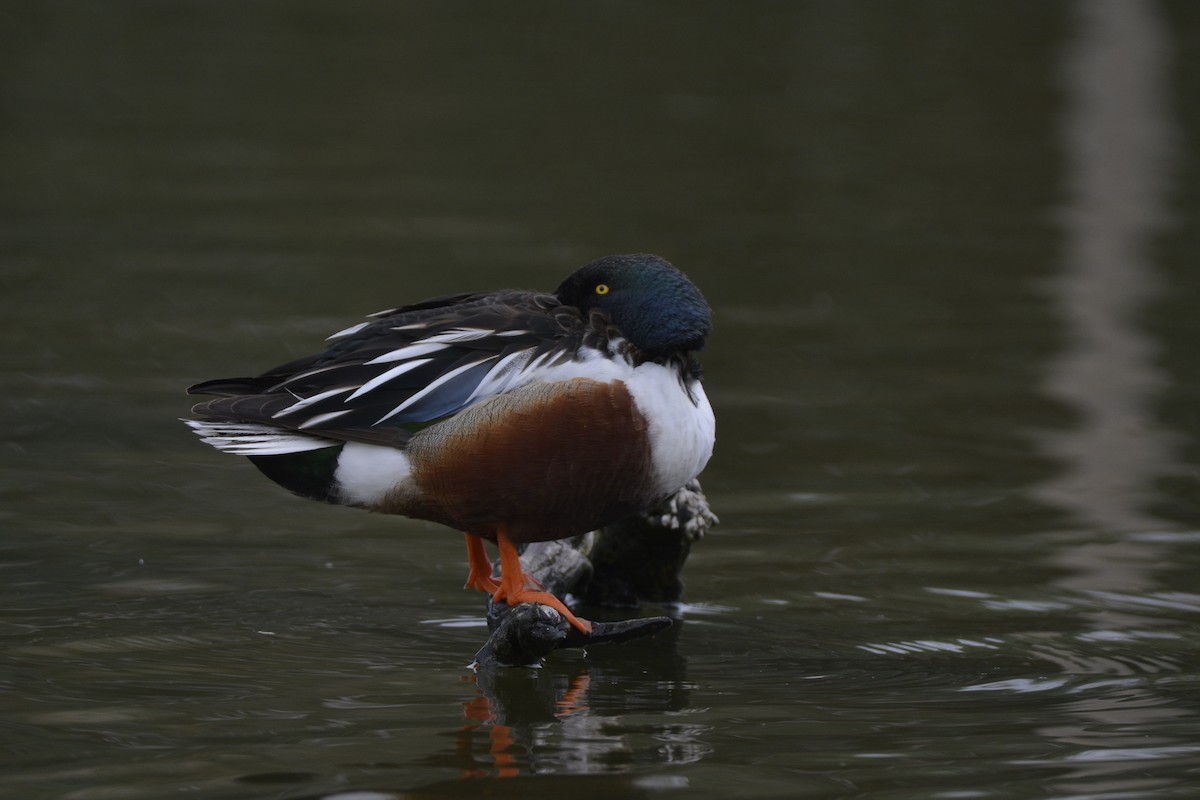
465, 568, 501, 595
464, 534, 501, 595
494, 529, 593, 635
491, 584, 593, 635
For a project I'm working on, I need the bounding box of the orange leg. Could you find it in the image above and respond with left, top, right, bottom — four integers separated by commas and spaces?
492, 528, 592, 635
463, 534, 500, 595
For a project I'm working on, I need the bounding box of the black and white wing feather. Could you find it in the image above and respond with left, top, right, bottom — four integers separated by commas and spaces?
187, 290, 590, 452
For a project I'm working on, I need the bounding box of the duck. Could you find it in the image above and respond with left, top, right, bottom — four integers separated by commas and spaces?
184, 253, 715, 635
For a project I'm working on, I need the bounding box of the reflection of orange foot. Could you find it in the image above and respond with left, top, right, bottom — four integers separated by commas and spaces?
556, 673, 590, 718
463, 534, 500, 595
462, 694, 493, 724
490, 725, 518, 778
494, 529, 593, 635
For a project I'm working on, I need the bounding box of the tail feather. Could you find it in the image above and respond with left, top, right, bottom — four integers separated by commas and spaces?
187, 377, 272, 397
183, 419, 338, 456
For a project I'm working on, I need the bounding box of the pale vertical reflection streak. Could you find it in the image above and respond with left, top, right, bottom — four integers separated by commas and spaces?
1038, 0, 1179, 539
1035, 11, 1188, 794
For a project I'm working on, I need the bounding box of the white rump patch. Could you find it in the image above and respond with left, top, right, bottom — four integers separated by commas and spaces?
183, 419, 338, 455
334, 442, 415, 507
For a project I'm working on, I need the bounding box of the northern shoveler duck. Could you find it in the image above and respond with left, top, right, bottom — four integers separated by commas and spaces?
184, 253, 715, 634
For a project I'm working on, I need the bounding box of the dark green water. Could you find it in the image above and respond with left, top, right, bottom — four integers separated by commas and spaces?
5, 2, 1200, 798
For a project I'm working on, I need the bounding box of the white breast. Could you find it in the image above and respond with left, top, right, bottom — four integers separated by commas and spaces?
624, 363, 716, 497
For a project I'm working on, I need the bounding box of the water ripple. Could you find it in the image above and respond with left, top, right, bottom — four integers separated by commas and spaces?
961, 678, 1070, 694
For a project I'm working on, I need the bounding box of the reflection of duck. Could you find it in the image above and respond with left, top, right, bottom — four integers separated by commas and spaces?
449, 638, 702, 781
460, 693, 520, 780
185, 255, 715, 634
459, 672, 591, 780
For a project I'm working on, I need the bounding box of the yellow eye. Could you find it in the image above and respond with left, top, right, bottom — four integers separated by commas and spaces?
595, 283, 610, 295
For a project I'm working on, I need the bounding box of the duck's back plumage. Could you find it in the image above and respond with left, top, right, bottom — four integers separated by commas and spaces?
189, 289, 592, 449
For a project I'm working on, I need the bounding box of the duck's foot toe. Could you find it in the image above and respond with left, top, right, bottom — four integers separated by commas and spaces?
493, 587, 591, 635
464, 571, 501, 595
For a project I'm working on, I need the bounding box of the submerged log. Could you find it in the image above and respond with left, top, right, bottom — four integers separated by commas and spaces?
472, 479, 717, 668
